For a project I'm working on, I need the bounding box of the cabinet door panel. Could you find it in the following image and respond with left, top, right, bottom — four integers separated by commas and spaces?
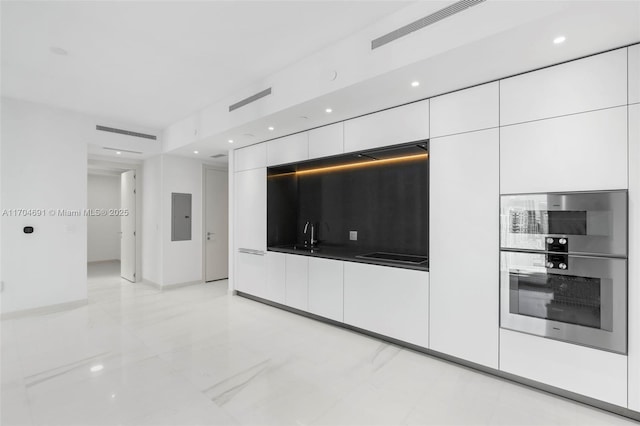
429, 128, 499, 369
309, 123, 343, 159
235, 251, 266, 297
344, 101, 429, 153
235, 143, 267, 172
430, 82, 498, 138
266, 252, 286, 304
500, 49, 627, 125
500, 329, 627, 407
344, 263, 428, 348
500, 107, 627, 194
285, 255, 308, 311
630, 44, 640, 105
267, 133, 308, 166
308, 258, 343, 322
234, 168, 266, 251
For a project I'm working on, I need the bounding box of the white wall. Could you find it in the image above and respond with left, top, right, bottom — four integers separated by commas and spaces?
87, 174, 120, 262
1, 98, 89, 314
141, 155, 162, 286
161, 155, 203, 286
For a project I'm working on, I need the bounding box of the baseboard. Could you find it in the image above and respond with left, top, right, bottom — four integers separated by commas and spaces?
1, 298, 88, 320
142, 279, 162, 290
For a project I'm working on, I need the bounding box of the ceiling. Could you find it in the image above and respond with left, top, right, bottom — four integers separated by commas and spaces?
0, 0, 411, 130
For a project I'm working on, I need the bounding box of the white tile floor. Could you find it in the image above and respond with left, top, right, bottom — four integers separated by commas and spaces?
1, 261, 637, 426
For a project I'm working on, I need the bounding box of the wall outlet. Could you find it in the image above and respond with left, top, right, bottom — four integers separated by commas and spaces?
349, 230, 358, 241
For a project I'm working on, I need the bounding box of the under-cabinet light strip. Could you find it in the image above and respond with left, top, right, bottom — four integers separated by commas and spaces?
295, 153, 428, 176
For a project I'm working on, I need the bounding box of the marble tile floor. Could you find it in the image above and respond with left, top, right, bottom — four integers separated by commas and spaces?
1, 260, 637, 426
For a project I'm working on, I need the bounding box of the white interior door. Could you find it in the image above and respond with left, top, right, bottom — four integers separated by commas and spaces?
205, 168, 229, 282
120, 170, 136, 282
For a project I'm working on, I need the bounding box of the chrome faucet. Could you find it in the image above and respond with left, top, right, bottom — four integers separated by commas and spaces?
303, 220, 317, 247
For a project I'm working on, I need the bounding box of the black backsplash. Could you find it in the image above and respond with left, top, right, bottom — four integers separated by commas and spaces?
267, 152, 428, 255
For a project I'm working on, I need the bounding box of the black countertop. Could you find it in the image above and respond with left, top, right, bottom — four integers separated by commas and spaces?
267, 245, 429, 271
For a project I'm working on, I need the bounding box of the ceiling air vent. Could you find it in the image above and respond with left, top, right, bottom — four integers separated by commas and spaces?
371, 0, 486, 50
103, 147, 142, 154
229, 88, 272, 112
96, 125, 157, 140
210, 154, 228, 159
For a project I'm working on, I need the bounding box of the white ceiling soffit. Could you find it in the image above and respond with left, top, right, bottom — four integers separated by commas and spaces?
0, 1, 412, 129
173, 0, 640, 160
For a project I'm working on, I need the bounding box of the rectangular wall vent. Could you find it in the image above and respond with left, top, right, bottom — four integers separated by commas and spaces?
103, 147, 143, 154
229, 88, 272, 112
96, 125, 157, 140
371, 0, 486, 50
210, 154, 228, 159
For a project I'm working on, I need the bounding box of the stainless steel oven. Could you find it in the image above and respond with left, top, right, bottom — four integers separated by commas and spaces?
500, 190, 628, 354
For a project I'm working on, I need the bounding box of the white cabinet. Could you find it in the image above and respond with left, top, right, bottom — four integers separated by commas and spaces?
430, 82, 498, 138
266, 133, 308, 166
308, 258, 343, 322
500, 48, 627, 125
234, 167, 266, 251
628, 103, 640, 412
429, 128, 499, 369
500, 329, 628, 407
630, 44, 640, 105
309, 122, 344, 159
235, 143, 267, 172
500, 106, 628, 194
265, 251, 286, 304
344, 263, 428, 348
235, 251, 266, 297
285, 255, 308, 311
343, 101, 429, 153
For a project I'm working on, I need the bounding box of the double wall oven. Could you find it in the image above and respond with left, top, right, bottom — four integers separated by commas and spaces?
500, 191, 628, 354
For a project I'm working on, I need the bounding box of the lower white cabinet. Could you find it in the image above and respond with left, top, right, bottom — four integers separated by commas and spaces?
344, 263, 429, 348
308, 258, 344, 322
235, 251, 266, 297
265, 252, 286, 304
285, 255, 308, 311
500, 329, 628, 407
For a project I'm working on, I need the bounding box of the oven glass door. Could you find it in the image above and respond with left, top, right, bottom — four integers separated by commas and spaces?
500, 191, 627, 256
500, 251, 627, 354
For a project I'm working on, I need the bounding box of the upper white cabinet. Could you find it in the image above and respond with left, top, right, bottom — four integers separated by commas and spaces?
265, 251, 286, 304
430, 82, 499, 138
309, 122, 344, 159
308, 257, 343, 322
500, 106, 627, 194
500, 329, 627, 407
285, 254, 308, 311
267, 132, 308, 166
344, 101, 429, 153
234, 167, 266, 251
630, 44, 640, 105
344, 263, 428, 348
235, 143, 267, 172
429, 128, 499, 369
500, 48, 627, 125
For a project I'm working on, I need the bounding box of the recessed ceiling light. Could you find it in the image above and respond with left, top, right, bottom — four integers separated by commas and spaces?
50, 46, 68, 56
193, 150, 199, 154
268, 126, 274, 131
553, 36, 566, 44
228, 139, 234, 144
116, 151, 122, 155
90, 365, 104, 373
325, 108, 333, 113
411, 81, 420, 87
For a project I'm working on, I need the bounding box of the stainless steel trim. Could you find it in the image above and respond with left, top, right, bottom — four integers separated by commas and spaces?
500, 250, 627, 354
500, 190, 628, 257
238, 248, 265, 256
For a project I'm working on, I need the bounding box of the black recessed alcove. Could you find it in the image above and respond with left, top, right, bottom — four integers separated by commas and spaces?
267, 140, 429, 256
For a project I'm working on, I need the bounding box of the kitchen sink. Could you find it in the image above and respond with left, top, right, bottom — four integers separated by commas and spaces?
356, 252, 428, 264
